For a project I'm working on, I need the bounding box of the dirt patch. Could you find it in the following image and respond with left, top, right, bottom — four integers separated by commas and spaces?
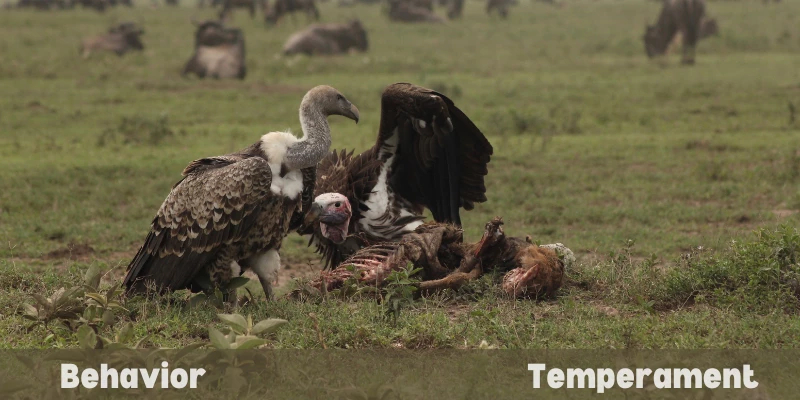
44, 242, 95, 261
591, 302, 620, 317
683, 139, 736, 152
772, 209, 798, 218
444, 303, 472, 322
19, 100, 55, 113
243, 258, 321, 289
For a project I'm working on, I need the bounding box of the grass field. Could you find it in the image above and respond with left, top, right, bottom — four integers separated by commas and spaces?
1, 0, 800, 350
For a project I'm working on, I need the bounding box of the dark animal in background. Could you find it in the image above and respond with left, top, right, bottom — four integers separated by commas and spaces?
643, 0, 706, 65
16, 0, 67, 9
486, 0, 512, 19
337, 0, 379, 6
699, 17, 718, 38
72, 0, 108, 12
298, 83, 492, 268
667, 17, 718, 53
182, 20, 247, 80
409, 0, 432, 11
80, 22, 144, 58
283, 20, 368, 56
105, 0, 132, 7
446, 0, 463, 20
165, 0, 179, 6
123, 86, 360, 300
218, 0, 259, 19
386, 0, 444, 23
264, 0, 320, 26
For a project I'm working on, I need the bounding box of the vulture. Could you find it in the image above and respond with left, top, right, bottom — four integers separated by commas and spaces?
298, 83, 493, 268
123, 85, 360, 299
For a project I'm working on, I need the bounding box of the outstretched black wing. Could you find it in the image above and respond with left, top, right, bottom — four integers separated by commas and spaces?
379, 82, 493, 225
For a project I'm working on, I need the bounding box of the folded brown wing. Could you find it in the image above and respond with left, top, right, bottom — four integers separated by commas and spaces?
124, 157, 273, 293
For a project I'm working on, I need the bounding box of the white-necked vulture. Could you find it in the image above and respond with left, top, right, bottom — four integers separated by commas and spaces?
298, 82, 493, 268
123, 85, 360, 299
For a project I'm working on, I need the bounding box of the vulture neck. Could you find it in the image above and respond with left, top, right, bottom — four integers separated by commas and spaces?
284, 101, 332, 170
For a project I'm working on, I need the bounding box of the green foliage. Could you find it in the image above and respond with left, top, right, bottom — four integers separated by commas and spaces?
328, 265, 380, 300
574, 225, 800, 314
21, 286, 85, 330
209, 313, 288, 350
382, 264, 422, 324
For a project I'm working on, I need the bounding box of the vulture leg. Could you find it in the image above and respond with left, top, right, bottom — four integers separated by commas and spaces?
241, 250, 281, 300
207, 256, 239, 304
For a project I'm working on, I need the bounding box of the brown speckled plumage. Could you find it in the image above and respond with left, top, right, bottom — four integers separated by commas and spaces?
124, 85, 358, 298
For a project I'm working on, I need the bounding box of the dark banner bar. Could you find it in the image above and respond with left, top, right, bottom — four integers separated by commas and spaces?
0, 350, 794, 399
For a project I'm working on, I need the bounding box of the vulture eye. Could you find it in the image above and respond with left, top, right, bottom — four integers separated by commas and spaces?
334, 202, 341, 208
336, 94, 344, 101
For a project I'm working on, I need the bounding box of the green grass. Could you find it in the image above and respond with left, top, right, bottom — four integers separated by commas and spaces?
2, 0, 800, 349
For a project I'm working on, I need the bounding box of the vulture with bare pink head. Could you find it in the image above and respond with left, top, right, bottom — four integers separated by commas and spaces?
297, 83, 493, 268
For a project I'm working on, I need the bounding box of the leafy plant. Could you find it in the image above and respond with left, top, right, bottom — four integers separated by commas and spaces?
20, 266, 132, 348
381, 264, 422, 324
208, 313, 288, 350
21, 286, 84, 331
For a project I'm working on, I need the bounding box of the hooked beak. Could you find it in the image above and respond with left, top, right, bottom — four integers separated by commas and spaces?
347, 103, 360, 124
319, 208, 352, 225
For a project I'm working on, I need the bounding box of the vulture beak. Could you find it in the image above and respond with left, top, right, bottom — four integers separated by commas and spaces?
347, 102, 360, 124
319, 207, 352, 224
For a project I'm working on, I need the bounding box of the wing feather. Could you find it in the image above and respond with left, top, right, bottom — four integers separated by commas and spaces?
124, 157, 273, 293
381, 83, 493, 226
288, 165, 317, 232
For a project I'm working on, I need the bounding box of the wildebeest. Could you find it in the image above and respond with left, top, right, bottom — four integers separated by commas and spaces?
218, 0, 260, 18
446, 0, 463, 19
486, 0, 512, 19
72, 0, 109, 12
182, 20, 246, 80
80, 22, 145, 59
106, 0, 132, 7
387, 0, 444, 23
643, 0, 706, 65
667, 17, 718, 53
264, 0, 320, 25
15, 0, 67, 9
283, 19, 368, 56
